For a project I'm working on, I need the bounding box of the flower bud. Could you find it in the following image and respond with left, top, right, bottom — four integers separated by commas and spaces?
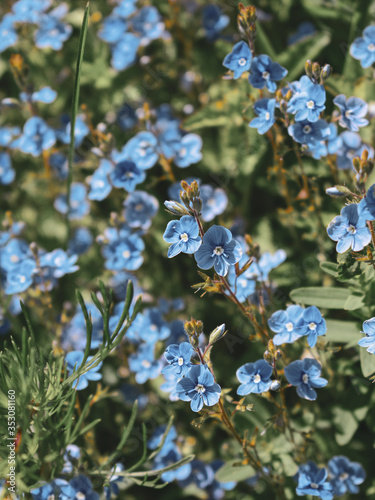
164, 200, 190, 215
305, 59, 313, 79
270, 380, 280, 391
209, 324, 226, 345
320, 64, 331, 81
312, 62, 321, 82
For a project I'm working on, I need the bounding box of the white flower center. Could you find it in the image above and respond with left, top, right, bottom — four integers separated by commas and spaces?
238, 57, 247, 66
253, 374, 261, 383
345, 109, 352, 118
306, 100, 315, 109
195, 383, 206, 394
213, 246, 224, 255
262, 71, 270, 80
135, 203, 143, 211
368, 43, 375, 52
339, 472, 349, 481
95, 180, 105, 188
177, 357, 184, 366
122, 250, 131, 258
180, 232, 189, 242
347, 224, 356, 234
302, 373, 309, 384
286, 322, 294, 332
310, 483, 318, 489
303, 125, 312, 134
265, 112, 270, 120
142, 360, 151, 368
309, 322, 316, 330
20, 276, 26, 283
179, 147, 187, 157
10, 254, 19, 263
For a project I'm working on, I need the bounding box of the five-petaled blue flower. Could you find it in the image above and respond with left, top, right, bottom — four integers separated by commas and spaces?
223, 41, 252, 79
110, 159, 146, 192
358, 317, 375, 354
123, 190, 159, 229
12, 116, 55, 156
328, 455, 366, 496
288, 119, 330, 147
358, 183, 375, 221
284, 358, 327, 401
65, 350, 103, 391
236, 359, 273, 395
327, 203, 371, 253
295, 462, 333, 500
163, 215, 202, 258
249, 54, 288, 92
249, 98, 276, 135
333, 95, 369, 132
295, 306, 327, 348
268, 305, 304, 345
162, 342, 195, 377
288, 83, 326, 122
350, 25, 375, 68
194, 225, 242, 277
176, 364, 221, 412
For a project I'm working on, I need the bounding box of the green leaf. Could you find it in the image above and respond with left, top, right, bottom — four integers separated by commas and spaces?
344, 291, 365, 311
215, 460, 256, 483
290, 287, 351, 309
359, 347, 375, 377
320, 262, 338, 278
325, 320, 359, 344
333, 407, 358, 446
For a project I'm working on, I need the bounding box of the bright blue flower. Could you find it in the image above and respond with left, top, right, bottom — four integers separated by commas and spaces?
35, 15, 72, 50
0, 126, 20, 147
288, 119, 330, 147
333, 95, 369, 131
128, 343, 163, 383
288, 81, 326, 122
163, 216, 202, 258
0, 238, 30, 271
177, 364, 221, 412
39, 249, 79, 278
327, 203, 371, 253
56, 115, 89, 148
296, 463, 333, 500
194, 225, 242, 276
350, 25, 375, 68
131, 6, 164, 42
22, 86, 57, 104
69, 475, 99, 500
285, 75, 314, 114
174, 133, 202, 168
268, 305, 304, 345
4, 259, 36, 295
104, 463, 124, 500
54, 182, 90, 220
0, 16, 18, 53
111, 33, 140, 71
160, 370, 180, 401
98, 16, 128, 44
295, 306, 327, 348
88, 159, 113, 201
358, 183, 375, 221
31, 479, 75, 500
135, 308, 171, 344
236, 359, 273, 395
249, 98, 276, 134
113, 0, 137, 18
49, 152, 68, 180
65, 351, 103, 391
122, 131, 158, 170
162, 342, 195, 377
328, 456, 366, 496
358, 317, 375, 354
202, 5, 229, 41
223, 41, 252, 79
287, 22, 316, 45
101, 229, 144, 271
123, 190, 159, 229
0, 152, 15, 185
110, 159, 146, 192
11, 0, 50, 23
307, 140, 328, 160
284, 358, 327, 401
12, 117, 55, 156
249, 54, 287, 92
178, 459, 215, 489
200, 184, 228, 222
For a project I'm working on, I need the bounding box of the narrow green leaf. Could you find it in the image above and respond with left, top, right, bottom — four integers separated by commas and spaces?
325, 320, 359, 345
290, 287, 351, 309
359, 347, 375, 377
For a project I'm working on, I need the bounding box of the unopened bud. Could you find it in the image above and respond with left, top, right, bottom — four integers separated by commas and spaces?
312, 62, 320, 82
164, 200, 190, 215
305, 59, 313, 79
209, 324, 226, 345
320, 64, 331, 81
352, 157, 361, 173
270, 380, 280, 391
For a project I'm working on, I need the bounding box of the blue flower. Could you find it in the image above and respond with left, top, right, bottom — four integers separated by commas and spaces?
101, 229, 144, 271
236, 359, 273, 395
350, 25, 375, 68
122, 131, 158, 170
162, 342, 195, 377
287, 22, 316, 45
295, 306, 327, 348
113, 0, 137, 19
326, 123, 343, 154
26, 86, 57, 104
35, 14, 72, 50
249, 54, 287, 92
62, 444, 81, 474
223, 41, 252, 79
123, 190, 159, 229
68, 227, 93, 256
12, 117, 55, 156
54, 182, 90, 220
11, 0, 50, 22
328, 456, 366, 496
65, 351, 103, 391
160, 370, 180, 401
268, 305, 304, 345
110, 159, 146, 192
173, 134, 202, 168
288, 119, 330, 147
200, 184, 228, 222
111, 33, 140, 71
147, 424, 177, 456
4, 259, 36, 295
202, 5, 229, 41
288, 83, 326, 122
39, 249, 79, 278
358, 317, 375, 354
154, 448, 192, 482
49, 152, 68, 180
249, 98, 276, 134
98, 16, 128, 44
358, 183, 375, 221
69, 475, 99, 500
0, 152, 15, 185
194, 225, 242, 276
163, 216, 202, 258
176, 364, 221, 412
128, 343, 163, 383
131, 6, 164, 42
134, 308, 171, 344
284, 358, 327, 401
327, 203, 371, 253
296, 463, 333, 500
31, 479, 75, 500
0, 16, 18, 53
0, 126, 20, 147
88, 159, 113, 201
117, 104, 137, 130
335, 131, 373, 170
178, 459, 215, 489
333, 95, 369, 131
56, 115, 89, 147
